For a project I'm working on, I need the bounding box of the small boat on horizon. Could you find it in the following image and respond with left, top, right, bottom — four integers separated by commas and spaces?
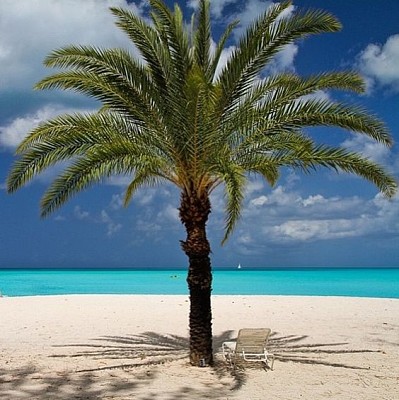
237, 263, 242, 269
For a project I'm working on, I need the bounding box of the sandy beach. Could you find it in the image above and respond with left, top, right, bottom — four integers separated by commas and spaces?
0, 295, 398, 399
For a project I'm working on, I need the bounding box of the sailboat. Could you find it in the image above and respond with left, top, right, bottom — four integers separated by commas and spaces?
237, 263, 242, 269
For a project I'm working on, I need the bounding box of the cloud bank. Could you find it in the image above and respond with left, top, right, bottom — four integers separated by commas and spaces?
358, 34, 399, 92
0, 0, 140, 92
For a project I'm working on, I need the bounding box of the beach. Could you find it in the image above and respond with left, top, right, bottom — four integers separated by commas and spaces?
1, 295, 398, 399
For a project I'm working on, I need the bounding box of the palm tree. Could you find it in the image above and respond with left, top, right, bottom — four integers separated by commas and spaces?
7, 0, 397, 366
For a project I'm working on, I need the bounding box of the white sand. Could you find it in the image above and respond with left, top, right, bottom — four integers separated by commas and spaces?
1, 295, 398, 399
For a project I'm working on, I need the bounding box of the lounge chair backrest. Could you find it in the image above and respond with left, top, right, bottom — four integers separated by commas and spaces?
235, 328, 271, 353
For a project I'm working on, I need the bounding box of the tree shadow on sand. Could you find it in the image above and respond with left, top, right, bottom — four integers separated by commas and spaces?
53, 330, 380, 388
0, 332, 236, 400
212, 330, 380, 388
0, 364, 154, 400
267, 332, 380, 369
1, 330, 383, 399
52, 331, 192, 371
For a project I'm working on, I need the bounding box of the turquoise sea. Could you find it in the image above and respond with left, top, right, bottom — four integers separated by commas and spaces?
0, 268, 398, 298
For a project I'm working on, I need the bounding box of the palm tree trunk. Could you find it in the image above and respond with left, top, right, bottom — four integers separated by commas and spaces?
179, 190, 213, 366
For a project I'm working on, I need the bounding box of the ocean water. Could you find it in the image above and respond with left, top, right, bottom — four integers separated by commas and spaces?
1, 268, 398, 298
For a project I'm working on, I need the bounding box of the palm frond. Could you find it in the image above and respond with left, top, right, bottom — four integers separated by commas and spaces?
36, 70, 157, 125
148, 0, 191, 81
8, 112, 174, 194
209, 158, 246, 244
17, 112, 136, 153
193, 0, 211, 82
40, 141, 173, 217
243, 71, 365, 110
291, 145, 398, 197
218, 1, 341, 113
270, 99, 392, 145
124, 172, 165, 207
209, 20, 238, 81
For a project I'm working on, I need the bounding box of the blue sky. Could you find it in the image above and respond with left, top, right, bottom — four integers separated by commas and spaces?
0, 0, 398, 268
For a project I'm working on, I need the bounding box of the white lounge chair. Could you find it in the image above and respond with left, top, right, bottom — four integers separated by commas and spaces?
222, 328, 275, 370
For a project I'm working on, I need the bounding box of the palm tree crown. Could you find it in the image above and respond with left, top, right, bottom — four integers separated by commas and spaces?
7, 0, 397, 365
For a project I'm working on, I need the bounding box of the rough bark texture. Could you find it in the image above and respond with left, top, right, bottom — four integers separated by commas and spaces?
179, 190, 213, 366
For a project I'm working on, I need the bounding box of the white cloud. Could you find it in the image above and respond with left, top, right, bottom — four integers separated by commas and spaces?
250, 195, 268, 207
230, 183, 399, 254
232, 0, 272, 39
157, 204, 180, 223
264, 218, 366, 242
110, 193, 124, 210
245, 179, 264, 195
266, 43, 298, 75
73, 202, 123, 236
0, 0, 142, 92
211, 0, 237, 18
136, 190, 157, 206
187, 0, 237, 18
186, 0, 199, 10
285, 170, 301, 188
232, 0, 297, 74
0, 105, 83, 150
341, 135, 391, 165
74, 206, 90, 220
100, 210, 122, 236
125, 186, 181, 241
107, 175, 132, 186
264, 191, 399, 242
135, 218, 163, 242
213, 45, 236, 80
299, 89, 331, 103
210, 1, 298, 78
249, 185, 299, 208
301, 194, 326, 207
358, 34, 399, 92
373, 193, 399, 228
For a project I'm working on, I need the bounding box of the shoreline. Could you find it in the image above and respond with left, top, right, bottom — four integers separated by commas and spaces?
1, 295, 398, 399
2, 293, 399, 301
2, 266, 398, 269
2, 268, 398, 299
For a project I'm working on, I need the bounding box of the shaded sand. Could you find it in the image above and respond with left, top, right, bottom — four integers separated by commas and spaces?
0, 295, 398, 399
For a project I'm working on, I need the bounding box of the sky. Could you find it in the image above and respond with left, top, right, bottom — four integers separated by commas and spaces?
0, 0, 398, 269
